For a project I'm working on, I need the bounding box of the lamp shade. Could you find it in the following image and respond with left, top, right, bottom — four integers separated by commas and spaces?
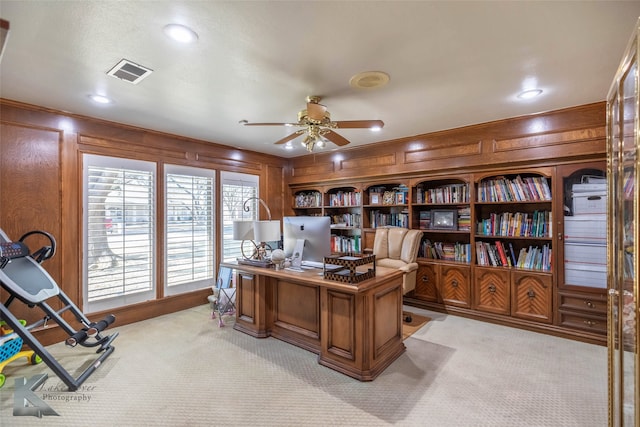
253, 220, 281, 243
232, 220, 254, 241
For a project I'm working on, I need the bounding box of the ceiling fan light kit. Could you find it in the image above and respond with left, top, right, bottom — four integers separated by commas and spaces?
243, 96, 384, 152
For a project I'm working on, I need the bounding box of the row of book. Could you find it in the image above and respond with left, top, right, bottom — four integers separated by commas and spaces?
477, 210, 552, 238
328, 191, 361, 207
370, 210, 409, 228
331, 235, 360, 254
477, 175, 552, 202
419, 240, 471, 263
475, 240, 552, 271
294, 191, 321, 208
415, 183, 470, 204
329, 213, 361, 228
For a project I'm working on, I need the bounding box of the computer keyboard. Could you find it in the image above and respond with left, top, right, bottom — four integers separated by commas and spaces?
300, 260, 325, 269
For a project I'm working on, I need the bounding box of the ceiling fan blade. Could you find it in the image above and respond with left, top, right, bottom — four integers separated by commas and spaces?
333, 120, 384, 129
324, 130, 351, 146
244, 122, 300, 127
274, 130, 305, 145
306, 101, 327, 121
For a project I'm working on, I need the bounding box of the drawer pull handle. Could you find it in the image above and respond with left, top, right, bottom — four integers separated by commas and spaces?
451, 280, 459, 288
584, 301, 595, 309
527, 289, 535, 299
584, 320, 598, 327
488, 284, 496, 293
421, 275, 429, 283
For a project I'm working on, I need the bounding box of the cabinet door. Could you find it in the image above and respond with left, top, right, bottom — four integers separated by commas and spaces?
414, 263, 439, 302
511, 271, 552, 323
555, 162, 607, 290
441, 264, 470, 307
474, 267, 510, 315
607, 26, 638, 426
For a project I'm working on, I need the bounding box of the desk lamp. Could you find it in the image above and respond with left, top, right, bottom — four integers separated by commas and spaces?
232, 197, 280, 267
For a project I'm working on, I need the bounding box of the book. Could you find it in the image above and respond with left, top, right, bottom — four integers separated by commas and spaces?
508, 242, 518, 267
495, 241, 510, 266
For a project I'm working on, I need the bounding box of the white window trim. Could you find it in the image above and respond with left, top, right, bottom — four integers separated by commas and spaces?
164, 164, 216, 296
82, 154, 157, 314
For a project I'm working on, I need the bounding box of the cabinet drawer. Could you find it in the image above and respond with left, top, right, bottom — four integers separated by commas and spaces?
559, 292, 607, 315
558, 310, 607, 334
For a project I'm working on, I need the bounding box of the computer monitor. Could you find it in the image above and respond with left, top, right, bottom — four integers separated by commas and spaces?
282, 216, 331, 264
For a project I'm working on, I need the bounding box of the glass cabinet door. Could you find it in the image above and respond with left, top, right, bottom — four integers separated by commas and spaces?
607, 19, 639, 427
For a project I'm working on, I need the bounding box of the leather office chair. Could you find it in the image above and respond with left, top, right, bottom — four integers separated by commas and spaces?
372, 227, 423, 297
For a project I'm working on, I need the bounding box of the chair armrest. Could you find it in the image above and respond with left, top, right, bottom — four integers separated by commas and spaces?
398, 262, 418, 274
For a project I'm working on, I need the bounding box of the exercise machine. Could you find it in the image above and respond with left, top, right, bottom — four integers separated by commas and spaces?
0, 228, 117, 391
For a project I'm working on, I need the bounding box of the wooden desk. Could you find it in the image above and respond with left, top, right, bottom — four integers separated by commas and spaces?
221, 262, 406, 381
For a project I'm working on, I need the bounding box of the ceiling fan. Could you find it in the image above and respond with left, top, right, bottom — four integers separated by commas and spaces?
243, 96, 384, 152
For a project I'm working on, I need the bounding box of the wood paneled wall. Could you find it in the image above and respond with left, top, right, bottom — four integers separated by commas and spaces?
0, 99, 286, 344
286, 102, 606, 194
0, 99, 606, 345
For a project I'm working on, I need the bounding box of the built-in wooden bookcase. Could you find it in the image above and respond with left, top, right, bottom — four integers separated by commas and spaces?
473, 169, 554, 323
289, 163, 609, 343
411, 176, 473, 308
555, 162, 607, 338
412, 177, 472, 263
362, 182, 410, 228
324, 186, 362, 254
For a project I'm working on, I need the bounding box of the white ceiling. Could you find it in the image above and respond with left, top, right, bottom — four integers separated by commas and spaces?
1, 1, 639, 158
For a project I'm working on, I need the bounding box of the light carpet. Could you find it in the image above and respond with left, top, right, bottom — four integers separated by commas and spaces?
0, 304, 607, 426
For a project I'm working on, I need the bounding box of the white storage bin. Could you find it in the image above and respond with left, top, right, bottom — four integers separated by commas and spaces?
565, 262, 607, 289
572, 191, 607, 214
564, 242, 607, 265
564, 214, 607, 243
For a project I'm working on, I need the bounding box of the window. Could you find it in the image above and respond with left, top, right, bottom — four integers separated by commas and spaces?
165, 165, 215, 295
220, 172, 259, 262
83, 155, 156, 313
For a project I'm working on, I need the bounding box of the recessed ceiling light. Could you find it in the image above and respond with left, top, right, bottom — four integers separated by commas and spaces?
88, 94, 112, 104
370, 126, 382, 132
517, 89, 543, 100
163, 24, 198, 44
284, 143, 294, 150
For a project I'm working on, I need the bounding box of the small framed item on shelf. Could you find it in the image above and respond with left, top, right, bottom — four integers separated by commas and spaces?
430, 209, 458, 230
370, 193, 380, 204
383, 191, 395, 205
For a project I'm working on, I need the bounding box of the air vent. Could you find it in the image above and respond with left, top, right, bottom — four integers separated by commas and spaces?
107, 59, 153, 84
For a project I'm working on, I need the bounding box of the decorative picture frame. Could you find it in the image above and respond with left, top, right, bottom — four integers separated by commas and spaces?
430, 209, 458, 230
370, 193, 380, 204
382, 191, 395, 205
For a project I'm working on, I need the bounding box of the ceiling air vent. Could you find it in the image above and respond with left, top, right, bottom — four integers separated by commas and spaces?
107, 59, 153, 84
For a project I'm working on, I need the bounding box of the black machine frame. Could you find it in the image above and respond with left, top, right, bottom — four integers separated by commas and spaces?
0, 229, 117, 391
